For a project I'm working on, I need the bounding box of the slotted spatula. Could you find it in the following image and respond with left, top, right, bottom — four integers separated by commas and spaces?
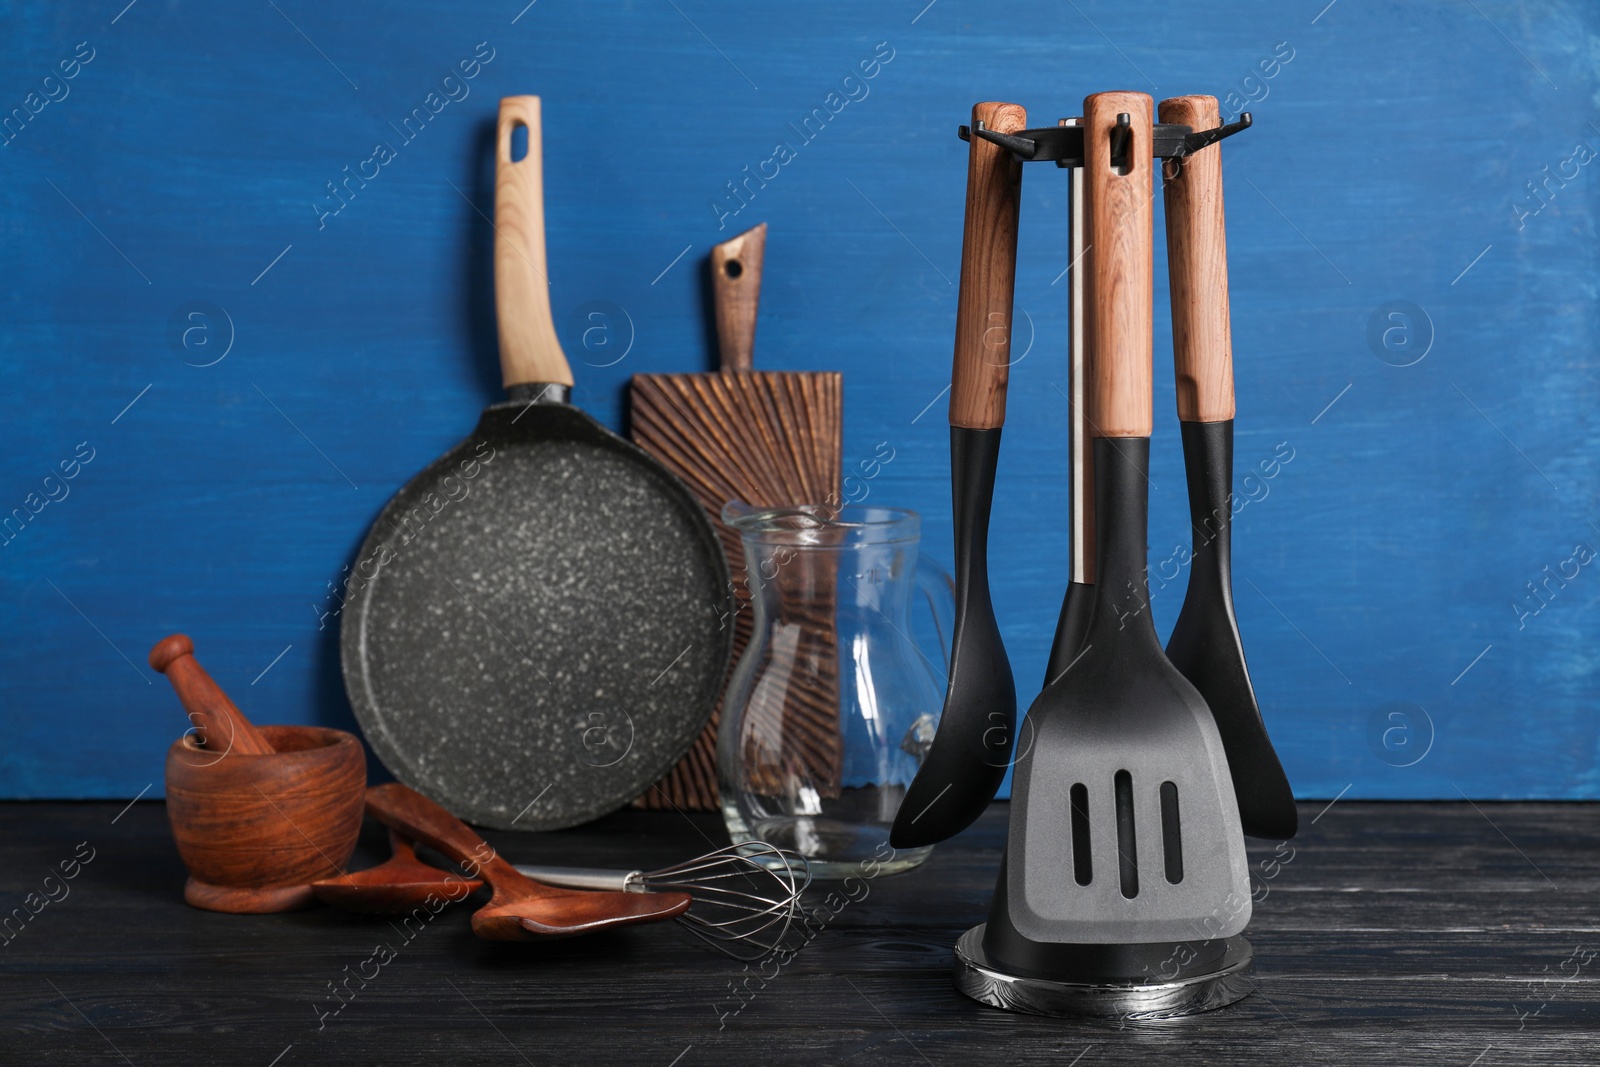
985, 93, 1249, 963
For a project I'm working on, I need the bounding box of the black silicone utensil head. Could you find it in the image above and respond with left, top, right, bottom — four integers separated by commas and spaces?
994, 439, 1250, 954
1165, 421, 1297, 839
890, 101, 1026, 849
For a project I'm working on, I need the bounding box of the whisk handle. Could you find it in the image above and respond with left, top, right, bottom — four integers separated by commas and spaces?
513, 865, 642, 892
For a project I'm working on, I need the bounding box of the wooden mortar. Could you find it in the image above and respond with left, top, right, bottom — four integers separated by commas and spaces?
155, 635, 365, 913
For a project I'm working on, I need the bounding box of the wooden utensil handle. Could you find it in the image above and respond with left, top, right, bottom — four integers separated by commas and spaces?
365, 783, 518, 885
711, 223, 766, 372
387, 829, 420, 863
1084, 92, 1154, 439
1160, 95, 1234, 423
495, 95, 574, 388
149, 634, 275, 755
949, 101, 1026, 430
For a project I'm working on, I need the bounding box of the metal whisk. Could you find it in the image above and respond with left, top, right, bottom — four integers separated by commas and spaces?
515, 842, 811, 960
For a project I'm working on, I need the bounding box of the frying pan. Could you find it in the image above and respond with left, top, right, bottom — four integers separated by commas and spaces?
341, 96, 733, 831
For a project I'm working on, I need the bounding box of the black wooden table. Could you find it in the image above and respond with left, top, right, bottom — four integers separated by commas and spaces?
4, 799, 1596, 1065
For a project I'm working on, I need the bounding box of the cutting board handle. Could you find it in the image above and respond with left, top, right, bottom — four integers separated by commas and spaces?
495, 95, 574, 388
1160, 95, 1235, 424
711, 223, 766, 372
949, 101, 1026, 431
1084, 92, 1154, 439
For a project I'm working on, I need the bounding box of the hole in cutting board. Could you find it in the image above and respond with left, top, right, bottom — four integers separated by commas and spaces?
1069, 783, 1092, 886
1114, 770, 1139, 899
723, 259, 743, 279
510, 122, 529, 162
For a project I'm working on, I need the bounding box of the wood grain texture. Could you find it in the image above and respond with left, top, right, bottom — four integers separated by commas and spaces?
949, 102, 1026, 430
711, 223, 766, 371
150, 634, 275, 757
629, 367, 843, 809
1160, 95, 1236, 423
493, 95, 573, 388
163, 725, 365, 913
1084, 92, 1154, 439
9, 799, 1600, 1064
311, 827, 483, 914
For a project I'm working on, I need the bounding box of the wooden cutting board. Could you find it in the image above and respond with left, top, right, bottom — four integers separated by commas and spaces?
630, 223, 843, 810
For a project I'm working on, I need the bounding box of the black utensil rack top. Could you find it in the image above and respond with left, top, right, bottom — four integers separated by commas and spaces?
959, 111, 1252, 170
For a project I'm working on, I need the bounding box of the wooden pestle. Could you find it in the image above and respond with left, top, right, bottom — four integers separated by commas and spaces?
150, 634, 276, 755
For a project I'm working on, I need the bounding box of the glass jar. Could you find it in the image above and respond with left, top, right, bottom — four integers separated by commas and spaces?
718, 504, 954, 879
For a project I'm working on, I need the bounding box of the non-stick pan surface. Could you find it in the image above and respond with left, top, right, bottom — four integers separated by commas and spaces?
343, 400, 731, 830
341, 96, 732, 830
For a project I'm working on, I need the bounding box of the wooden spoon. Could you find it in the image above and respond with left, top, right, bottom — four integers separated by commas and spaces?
364, 783, 691, 940
150, 634, 275, 756
311, 827, 484, 913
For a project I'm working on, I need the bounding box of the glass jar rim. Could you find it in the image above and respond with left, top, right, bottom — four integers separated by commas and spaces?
721, 502, 921, 545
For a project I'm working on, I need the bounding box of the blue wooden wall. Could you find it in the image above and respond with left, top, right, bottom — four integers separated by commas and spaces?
2, 0, 1596, 801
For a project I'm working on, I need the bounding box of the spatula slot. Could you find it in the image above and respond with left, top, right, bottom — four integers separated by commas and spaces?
1160, 780, 1184, 884
1114, 770, 1139, 899
1069, 783, 1092, 886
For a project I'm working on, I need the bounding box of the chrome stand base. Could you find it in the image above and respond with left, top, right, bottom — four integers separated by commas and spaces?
952, 925, 1254, 1020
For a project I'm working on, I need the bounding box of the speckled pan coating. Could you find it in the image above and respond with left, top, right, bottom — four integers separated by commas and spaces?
341, 401, 733, 831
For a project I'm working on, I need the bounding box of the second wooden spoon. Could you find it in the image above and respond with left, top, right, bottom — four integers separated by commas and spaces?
364, 783, 691, 940
311, 827, 484, 913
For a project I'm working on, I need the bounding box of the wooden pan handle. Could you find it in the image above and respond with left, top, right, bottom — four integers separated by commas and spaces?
149, 634, 276, 755
1084, 92, 1154, 439
711, 223, 766, 372
495, 95, 574, 389
365, 783, 522, 888
1160, 95, 1234, 423
949, 101, 1026, 430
